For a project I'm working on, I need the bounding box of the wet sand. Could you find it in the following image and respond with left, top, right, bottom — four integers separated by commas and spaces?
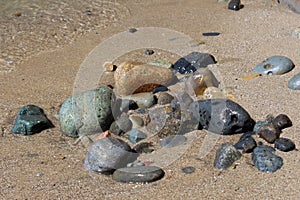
0, 0, 299, 199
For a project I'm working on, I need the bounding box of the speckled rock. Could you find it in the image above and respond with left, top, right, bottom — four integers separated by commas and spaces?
234, 132, 257, 153
59, 86, 114, 138
114, 63, 177, 96
288, 72, 300, 90
112, 166, 165, 183
274, 138, 296, 152
214, 142, 242, 170
253, 56, 295, 75
12, 105, 54, 135
190, 99, 255, 135
272, 114, 293, 131
252, 145, 283, 173
173, 52, 216, 74
128, 129, 148, 144
160, 135, 187, 147
84, 137, 138, 174
123, 92, 156, 109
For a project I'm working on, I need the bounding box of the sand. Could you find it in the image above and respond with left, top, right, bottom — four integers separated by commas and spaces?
0, 0, 299, 199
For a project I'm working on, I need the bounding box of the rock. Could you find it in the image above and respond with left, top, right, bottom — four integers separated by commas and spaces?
123, 92, 156, 109
190, 99, 255, 135
112, 166, 165, 183
202, 32, 220, 36
144, 49, 154, 55
253, 56, 295, 75
59, 86, 114, 138
133, 142, 154, 153
234, 132, 257, 153
257, 123, 280, 143
214, 142, 242, 170
128, 129, 148, 144
109, 113, 132, 136
129, 28, 137, 33
253, 115, 274, 133
12, 105, 54, 135
181, 166, 196, 174
280, 0, 300, 14
156, 92, 174, 105
228, 0, 241, 11
152, 86, 169, 94
160, 135, 187, 147
114, 62, 177, 96
173, 52, 216, 74
129, 115, 144, 128
252, 145, 283, 173
272, 114, 293, 131
288, 72, 300, 90
111, 98, 138, 119
274, 138, 296, 152
127, 160, 145, 167
84, 137, 138, 174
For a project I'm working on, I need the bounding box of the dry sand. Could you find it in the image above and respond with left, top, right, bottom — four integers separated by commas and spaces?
0, 0, 299, 199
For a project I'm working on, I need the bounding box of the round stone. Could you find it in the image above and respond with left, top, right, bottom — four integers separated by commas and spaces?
253, 56, 295, 75
274, 138, 296, 152
181, 166, 196, 174
228, 0, 241, 11
288, 72, 300, 90
112, 166, 165, 183
160, 135, 187, 147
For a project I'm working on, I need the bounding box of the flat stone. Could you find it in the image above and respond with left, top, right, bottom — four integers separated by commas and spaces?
128, 129, 148, 144
59, 86, 113, 138
253, 56, 295, 75
190, 99, 255, 135
214, 142, 242, 170
12, 105, 54, 135
112, 166, 165, 183
160, 135, 187, 147
84, 137, 138, 174
252, 145, 283, 173
288, 72, 300, 90
274, 138, 296, 152
114, 63, 177, 96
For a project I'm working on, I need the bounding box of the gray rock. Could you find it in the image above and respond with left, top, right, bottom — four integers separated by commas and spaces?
288, 72, 300, 90
234, 132, 257, 153
112, 166, 165, 183
12, 105, 54, 135
253, 56, 295, 75
109, 113, 132, 136
129, 115, 144, 128
214, 142, 242, 169
84, 137, 138, 174
128, 129, 148, 144
228, 0, 241, 11
252, 145, 283, 173
190, 99, 255, 135
123, 92, 156, 109
59, 86, 114, 138
274, 138, 296, 152
160, 135, 187, 147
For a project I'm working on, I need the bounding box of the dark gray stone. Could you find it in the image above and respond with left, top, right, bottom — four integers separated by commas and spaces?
234, 132, 257, 153
288, 72, 300, 90
272, 114, 293, 131
12, 105, 54, 135
84, 137, 138, 174
128, 129, 148, 144
274, 138, 296, 152
228, 0, 241, 11
109, 113, 132, 136
253, 56, 295, 75
190, 99, 255, 135
112, 166, 165, 183
160, 135, 187, 147
214, 142, 242, 169
59, 86, 114, 138
252, 145, 283, 173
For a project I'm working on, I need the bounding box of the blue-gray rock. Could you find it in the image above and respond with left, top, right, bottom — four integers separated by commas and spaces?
128, 129, 148, 144
12, 105, 54, 135
173, 52, 216, 74
252, 145, 283, 173
228, 0, 241, 11
112, 166, 165, 183
84, 137, 138, 174
274, 138, 296, 152
214, 142, 242, 169
272, 114, 293, 131
181, 166, 196, 174
234, 132, 257, 153
253, 56, 295, 75
160, 135, 187, 147
59, 86, 114, 138
288, 72, 300, 90
190, 99, 255, 135
109, 113, 132, 136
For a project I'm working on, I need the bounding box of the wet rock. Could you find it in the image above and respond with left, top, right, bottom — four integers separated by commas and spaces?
252, 145, 283, 173
234, 132, 257, 153
190, 99, 255, 135
173, 52, 216, 74
156, 92, 174, 105
112, 166, 165, 183
253, 56, 295, 75
128, 129, 148, 144
114, 62, 177, 96
214, 142, 242, 170
160, 135, 187, 147
12, 105, 54, 135
123, 92, 156, 109
59, 86, 114, 138
144, 49, 154, 55
288, 72, 300, 90
84, 137, 138, 174
181, 166, 196, 174
109, 113, 132, 136
228, 0, 241, 11
274, 138, 296, 152
152, 86, 169, 94
272, 114, 293, 131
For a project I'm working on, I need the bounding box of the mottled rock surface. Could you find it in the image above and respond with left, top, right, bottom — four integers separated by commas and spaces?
214, 142, 242, 169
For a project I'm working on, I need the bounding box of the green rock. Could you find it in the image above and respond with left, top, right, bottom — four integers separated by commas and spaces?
59, 86, 114, 138
12, 105, 54, 135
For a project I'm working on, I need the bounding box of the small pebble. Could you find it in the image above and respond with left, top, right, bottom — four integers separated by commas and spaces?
112, 166, 165, 183
214, 142, 242, 170
272, 114, 293, 131
160, 135, 187, 147
202, 32, 220, 36
129, 28, 137, 33
129, 115, 144, 128
288, 72, 300, 90
258, 128, 279, 144
128, 129, 148, 144
234, 132, 257, 153
228, 0, 241, 11
253, 56, 295, 75
144, 49, 154, 55
152, 86, 168, 94
274, 138, 296, 152
181, 166, 196, 174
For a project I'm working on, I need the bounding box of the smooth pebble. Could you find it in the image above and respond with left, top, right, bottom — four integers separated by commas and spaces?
288, 72, 300, 90
253, 56, 295, 75
274, 138, 296, 152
